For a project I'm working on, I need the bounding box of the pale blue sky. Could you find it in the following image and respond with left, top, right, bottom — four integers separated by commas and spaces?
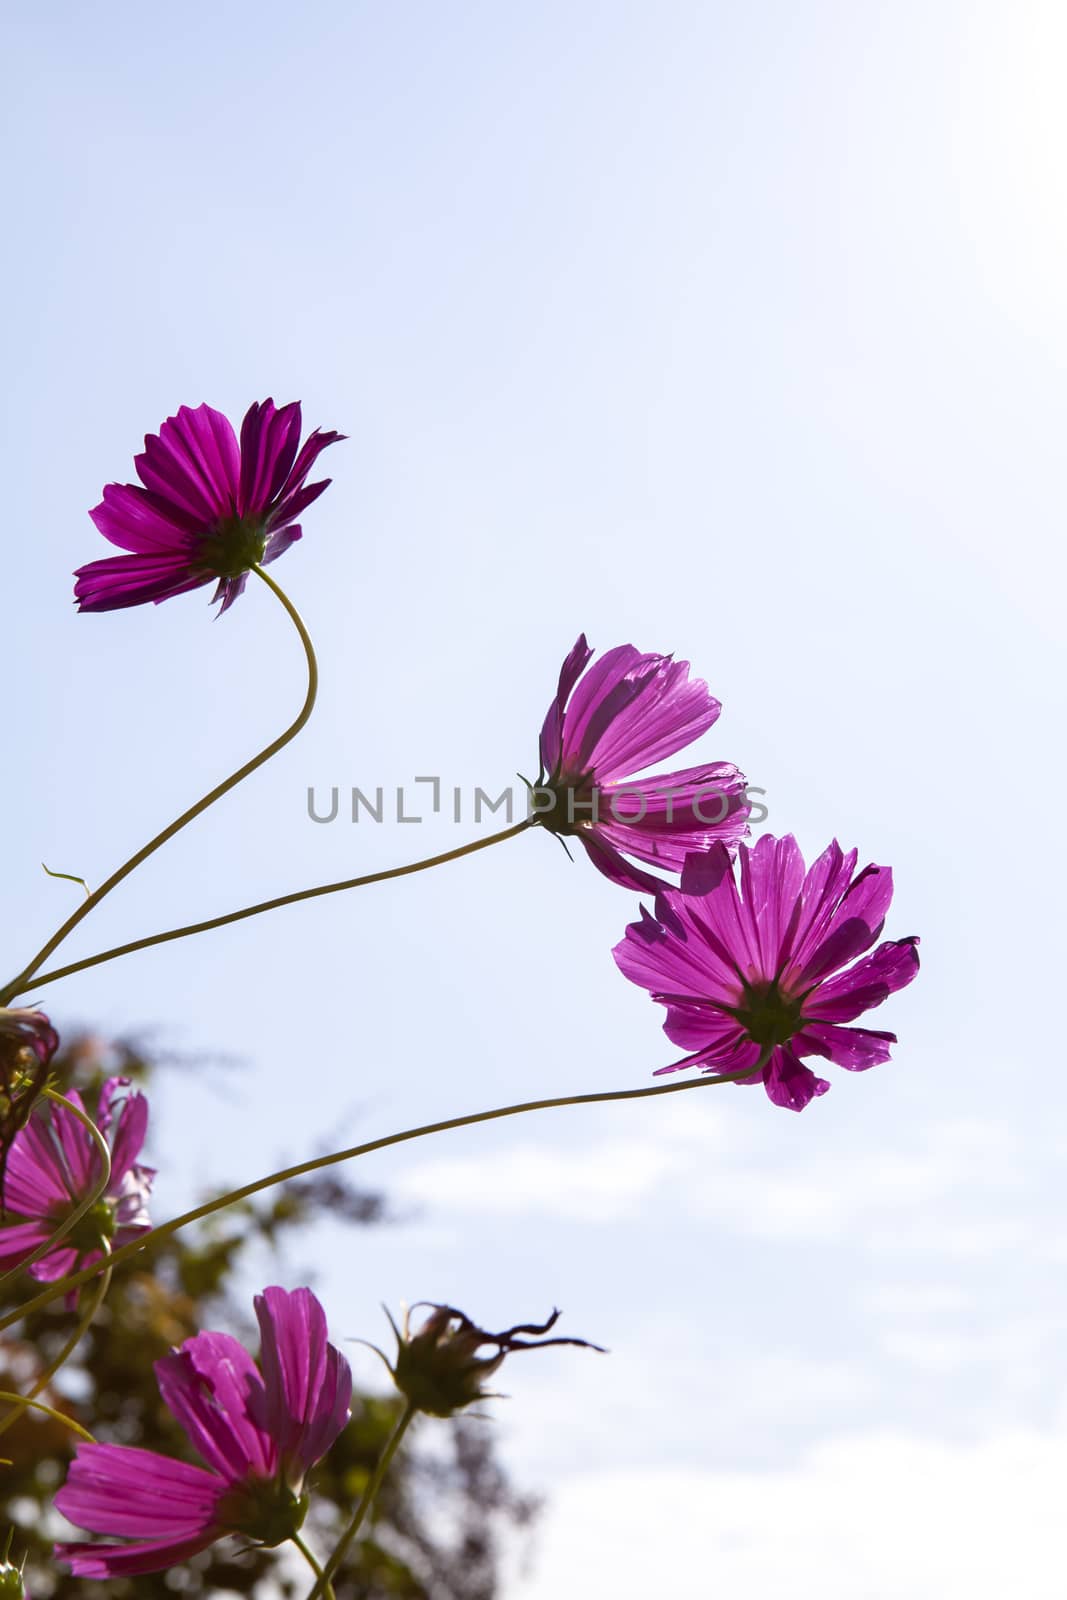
3, 3, 1066, 1594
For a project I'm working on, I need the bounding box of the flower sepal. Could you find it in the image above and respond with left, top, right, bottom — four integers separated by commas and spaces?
219, 1479, 309, 1549
0, 1528, 27, 1598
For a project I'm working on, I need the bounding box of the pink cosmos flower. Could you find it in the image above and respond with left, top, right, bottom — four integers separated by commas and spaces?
74, 400, 343, 613
534, 634, 749, 891
0, 1076, 153, 1284
54, 1286, 352, 1578
614, 835, 920, 1110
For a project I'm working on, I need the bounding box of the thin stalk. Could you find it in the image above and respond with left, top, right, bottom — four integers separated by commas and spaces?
0, 566, 316, 1005
292, 1532, 336, 1600
307, 1402, 416, 1600
23, 819, 533, 994
0, 1087, 112, 1292
0, 1392, 94, 1444
0, 1066, 765, 1333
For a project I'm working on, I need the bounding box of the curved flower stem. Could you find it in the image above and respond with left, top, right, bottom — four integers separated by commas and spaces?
0, 566, 316, 1006
0, 1087, 112, 1293
291, 1532, 336, 1600
0, 1392, 95, 1444
0, 1246, 111, 1441
22, 818, 533, 995
0, 1066, 765, 1333
307, 1402, 416, 1600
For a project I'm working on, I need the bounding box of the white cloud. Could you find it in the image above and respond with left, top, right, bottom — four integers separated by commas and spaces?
500, 1334, 875, 1479
396, 1138, 680, 1222
861, 1282, 974, 1317
508, 1429, 1067, 1599
865, 1218, 1030, 1258
397, 1112, 1040, 1253
881, 1317, 1066, 1378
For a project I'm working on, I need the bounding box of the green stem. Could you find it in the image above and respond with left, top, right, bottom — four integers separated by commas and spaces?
291, 1531, 336, 1600
22, 819, 533, 994
0, 1248, 111, 1440
0, 1392, 94, 1444
307, 1402, 416, 1600
0, 1087, 112, 1292
0, 1067, 763, 1333
0, 566, 316, 1006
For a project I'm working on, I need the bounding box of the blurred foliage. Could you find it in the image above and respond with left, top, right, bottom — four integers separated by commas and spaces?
0, 1036, 538, 1597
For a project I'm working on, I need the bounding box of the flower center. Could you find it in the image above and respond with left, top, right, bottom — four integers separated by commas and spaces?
197, 514, 269, 578
532, 776, 598, 835
733, 980, 804, 1047
63, 1199, 117, 1255
219, 1478, 309, 1548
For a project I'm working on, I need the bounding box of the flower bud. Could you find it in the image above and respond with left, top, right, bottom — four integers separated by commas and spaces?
0, 1530, 27, 1600
0, 1565, 25, 1600
385, 1304, 604, 1419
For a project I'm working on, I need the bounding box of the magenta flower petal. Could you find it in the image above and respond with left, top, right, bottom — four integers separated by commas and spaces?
795, 864, 895, 984
100, 1079, 149, 1187
134, 404, 240, 522
785, 841, 859, 966
55, 1285, 351, 1578
591, 763, 750, 876
73, 553, 214, 611
301, 1343, 356, 1467
49, 1089, 98, 1196
614, 834, 919, 1111
56, 1443, 226, 1539
554, 644, 649, 769
806, 938, 920, 1023
539, 634, 594, 774
3, 1119, 75, 1214
213, 571, 249, 614
75, 399, 343, 614
0, 1006, 60, 1192
53, 1535, 220, 1580
269, 427, 343, 522
28, 1243, 82, 1282
763, 1046, 830, 1111
238, 400, 302, 516
156, 1333, 274, 1481
651, 1033, 765, 1081
798, 1022, 897, 1071
0, 1075, 154, 1283
0, 1219, 54, 1268
262, 523, 302, 566
254, 1285, 352, 1479
661, 1001, 749, 1054
55, 1440, 224, 1576
577, 835, 675, 895
614, 892, 736, 999
535, 636, 748, 888
111, 1160, 155, 1237
736, 833, 807, 972
564, 645, 721, 779
90, 481, 203, 549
